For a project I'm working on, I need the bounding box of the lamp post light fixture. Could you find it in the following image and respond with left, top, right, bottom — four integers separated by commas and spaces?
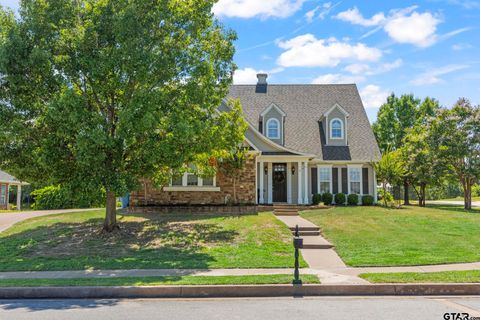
291, 165, 295, 175
292, 224, 303, 285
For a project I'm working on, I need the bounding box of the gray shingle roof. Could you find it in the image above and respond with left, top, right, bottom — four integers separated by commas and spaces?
228, 84, 381, 162
0, 170, 20, 184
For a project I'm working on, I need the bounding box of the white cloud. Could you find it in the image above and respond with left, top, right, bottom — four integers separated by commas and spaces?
213, 0, 306, 19
384, 12, 441, 47
305, 5, 320, 23
411, 64, 469, 86
344, 63, 371, 75
305, 2, 337, 22
336, 6, 442, 47
276, 34, 382, 67
312, 74, 366, 84
335, 7, 386, 26
452, 43, 473, 51
360, 85, 390, 109
233, 68, 261, 84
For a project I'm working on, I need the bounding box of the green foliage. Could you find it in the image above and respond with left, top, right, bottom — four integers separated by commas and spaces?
217, 140, 250, 204
312, 193, 322, 205
322, 192, 333, 205
334, 193, 346, 205
0, 1, 244, 229
373, 149, 405, 207
347, 194, 359, 206
362, 195, 374, 206
473, 184, 480, 197
378, 188, 394, 205
31, 185, 104, 210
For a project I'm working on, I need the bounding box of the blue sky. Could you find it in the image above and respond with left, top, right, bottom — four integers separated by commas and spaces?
2, 0, 480, 122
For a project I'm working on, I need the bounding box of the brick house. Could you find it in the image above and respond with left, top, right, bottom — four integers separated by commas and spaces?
130, 74, 381, 208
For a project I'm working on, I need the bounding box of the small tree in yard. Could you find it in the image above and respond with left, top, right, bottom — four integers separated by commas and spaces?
373, 149, 405, 207
218, 144, 249, 205
0, 1, 245, 232
429, 99, 480, 210
401, 125, 446, 207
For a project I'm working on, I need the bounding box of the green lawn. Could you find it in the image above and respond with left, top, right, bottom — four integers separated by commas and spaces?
360, 270, 480, 283
437, 196, 480, 202
301, 205, 480, 267
0, 210, 305, 271
0, 274, 320, 287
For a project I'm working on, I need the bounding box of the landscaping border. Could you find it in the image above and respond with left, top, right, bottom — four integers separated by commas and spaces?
1, 284, 480, 299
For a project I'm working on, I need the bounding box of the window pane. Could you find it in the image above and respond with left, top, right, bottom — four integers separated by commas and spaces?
349, 168, 360, 181
202, 176, 214, 186
351, 182, 361, 194
187, 174, 198, 186
320, 182, 330, 193
267, 120, 279, 138
331, 120, 342, 138
319, 168, 331, 181
171, 175, 183, 186
0, 185, 5, 205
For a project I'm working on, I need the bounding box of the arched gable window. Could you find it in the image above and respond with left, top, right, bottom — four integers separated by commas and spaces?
330, 118, 344, 139
266, 118, 280, 139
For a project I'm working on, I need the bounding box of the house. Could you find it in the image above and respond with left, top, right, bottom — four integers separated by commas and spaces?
0, 170, 28, 210
130, 74, 381, 207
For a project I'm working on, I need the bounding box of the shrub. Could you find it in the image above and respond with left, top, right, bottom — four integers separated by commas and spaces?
322, 192, 333, 205
32, 184, 105, 210
362, 195, 374, 206
347, 194, 359, 206
334, 193, 346, 205
312, 193, 322, 205
378, 188, 394, 205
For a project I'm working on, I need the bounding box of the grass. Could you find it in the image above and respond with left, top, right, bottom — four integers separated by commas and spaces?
0, 210, 305, 271
0, 274, 320, 287
436, 196, 480, 202
301, 205, 480, 267
360, 270, 480, 283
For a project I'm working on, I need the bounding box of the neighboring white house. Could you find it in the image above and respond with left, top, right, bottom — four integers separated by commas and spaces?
0, 170, 28, 210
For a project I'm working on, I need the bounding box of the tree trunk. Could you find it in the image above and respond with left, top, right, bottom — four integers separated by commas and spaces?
419, 183, 426, 207
403, 179, 410, 205
464, 180, 472, 210
103, 191, 119, 232
383, 182, 388, 207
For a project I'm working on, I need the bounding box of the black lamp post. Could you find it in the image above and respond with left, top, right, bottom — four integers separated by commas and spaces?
292, 224, 303, 285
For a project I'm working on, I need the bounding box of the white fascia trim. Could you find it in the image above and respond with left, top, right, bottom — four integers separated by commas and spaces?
163, 186, 221, 192
323, 103, 350, 119
0, 180, 29, 185
260, 103, 286, 117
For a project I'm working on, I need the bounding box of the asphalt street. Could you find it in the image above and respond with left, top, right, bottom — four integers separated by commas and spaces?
1, 296, 480, 320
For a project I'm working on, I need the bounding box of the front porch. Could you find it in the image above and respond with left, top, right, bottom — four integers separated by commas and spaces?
255, 156, 377, 205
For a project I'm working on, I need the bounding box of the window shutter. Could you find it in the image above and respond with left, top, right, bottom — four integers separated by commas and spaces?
259, 121, 263, 133
341, 168, 348, 193
311, 168, 318, 194
332, 168, 338, 194
363, 168, 369, 195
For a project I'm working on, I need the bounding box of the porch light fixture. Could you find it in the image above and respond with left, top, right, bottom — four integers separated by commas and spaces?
292, 166, 295, 175
264, 164, 268, 175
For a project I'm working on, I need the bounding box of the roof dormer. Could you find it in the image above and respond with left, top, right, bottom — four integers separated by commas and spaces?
260, 103, 286, 145
322, 103, 349, 146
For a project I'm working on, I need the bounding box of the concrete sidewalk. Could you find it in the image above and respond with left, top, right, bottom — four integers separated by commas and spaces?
429, 200, 480, 207
0, 208, 100, 233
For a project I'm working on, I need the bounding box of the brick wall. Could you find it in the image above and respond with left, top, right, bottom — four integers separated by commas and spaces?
130, 156, 257, 206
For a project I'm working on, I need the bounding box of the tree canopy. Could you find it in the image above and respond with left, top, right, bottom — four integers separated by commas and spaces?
0, 0, 246, 231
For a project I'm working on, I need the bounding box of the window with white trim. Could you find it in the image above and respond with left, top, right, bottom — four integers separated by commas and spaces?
319, 167, 331, 193
170, 165, 216, 188
266, 118, 280, 139
330, 118, 344, 139
349, 168, 361, 194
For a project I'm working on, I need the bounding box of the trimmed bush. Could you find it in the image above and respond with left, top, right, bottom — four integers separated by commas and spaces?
334, 193, 346, 205
347, 194, 359, 206
378, 188, 394, 204
322, 192, 333, 205
312, 193, 322, 205
32, 184, 105, 210
362, 195, 374, 206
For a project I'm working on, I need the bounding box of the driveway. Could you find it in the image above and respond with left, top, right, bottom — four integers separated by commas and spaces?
0, 208, 100, 233
429, 200, 480, 207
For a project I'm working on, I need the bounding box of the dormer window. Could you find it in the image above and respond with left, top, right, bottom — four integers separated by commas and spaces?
330, 118, 344, 139
266, 118, 280, 139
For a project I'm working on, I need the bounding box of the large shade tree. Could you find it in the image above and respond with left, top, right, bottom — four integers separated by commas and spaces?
429, 99, 480, 210
373, 94, 440, 204
0, 0, 246, 231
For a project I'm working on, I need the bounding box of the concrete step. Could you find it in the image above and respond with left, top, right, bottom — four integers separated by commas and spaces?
274, 212, 299, 216
289, 226, 320, 232
301, 235, 334, 249
292, 230, 321, 236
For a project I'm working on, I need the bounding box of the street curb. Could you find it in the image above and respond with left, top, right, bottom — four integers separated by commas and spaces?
1, 284, 480, 299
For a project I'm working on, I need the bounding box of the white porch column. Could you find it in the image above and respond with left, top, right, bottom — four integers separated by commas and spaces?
259, 161, 264, 204
303, 161, 309, 204
297, 161, 303, 204
267, 162, 273, 204
316, 165, 320, 195
287, 162, 292, 204
373, 168, 378, 204
16, 185, 21, 211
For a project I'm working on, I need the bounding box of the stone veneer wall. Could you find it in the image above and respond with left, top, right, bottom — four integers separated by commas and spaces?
130, 156, 257, 207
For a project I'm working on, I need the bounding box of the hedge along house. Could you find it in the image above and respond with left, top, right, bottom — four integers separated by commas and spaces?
0, 170, 28, 210
130, 74, 381, 208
